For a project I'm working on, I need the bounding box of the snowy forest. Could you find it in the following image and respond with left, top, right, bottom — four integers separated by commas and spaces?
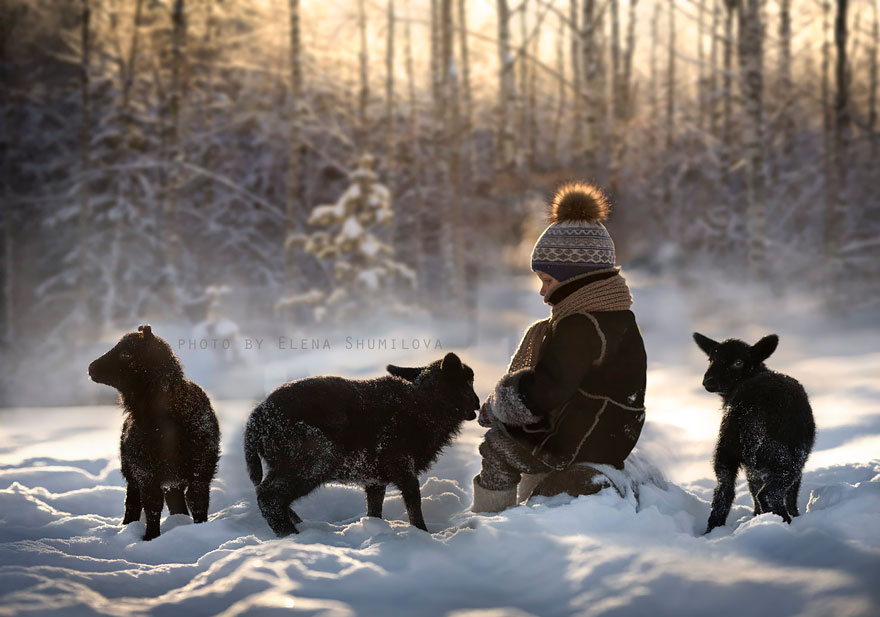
2, 2, 880, 615
1, 0, 879, 404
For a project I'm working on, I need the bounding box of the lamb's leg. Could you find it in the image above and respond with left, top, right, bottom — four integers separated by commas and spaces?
784, 473, 802, 518
165, 487, 189, 516
185, 481, 211, 523
395, 474, 427, 532
745, 469, 764, 516
122, 482, 142, 524
706, 466, 737, 533
256, 471, 320, 536
257, 471, 298, 536
141, 483, 164, 541
365, 484, 386, 518
756, 470, 794, 524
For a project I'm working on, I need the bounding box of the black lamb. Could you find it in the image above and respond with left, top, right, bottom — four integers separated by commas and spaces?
693, 332, 815, 533
88, 325, 220, 541
244, 352, 479, 536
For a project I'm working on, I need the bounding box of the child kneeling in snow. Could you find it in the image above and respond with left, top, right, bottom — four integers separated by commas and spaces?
472, 182, 647, 513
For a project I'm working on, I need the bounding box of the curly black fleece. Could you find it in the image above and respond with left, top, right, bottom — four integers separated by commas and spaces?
244, 352, 479, 536
88, 325, 220, 541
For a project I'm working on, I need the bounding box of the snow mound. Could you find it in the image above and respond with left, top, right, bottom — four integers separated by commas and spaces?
1, 414, 879, 617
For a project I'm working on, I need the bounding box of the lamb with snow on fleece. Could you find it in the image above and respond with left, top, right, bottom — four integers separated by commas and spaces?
693, 332, 815, 534
244, 352, 479, 536
88, 325, 220, 541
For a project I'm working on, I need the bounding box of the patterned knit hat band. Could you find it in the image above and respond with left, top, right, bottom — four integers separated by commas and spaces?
531, 221, 617, 283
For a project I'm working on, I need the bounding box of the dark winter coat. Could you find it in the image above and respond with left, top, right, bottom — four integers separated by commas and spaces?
491, 277, 647, 471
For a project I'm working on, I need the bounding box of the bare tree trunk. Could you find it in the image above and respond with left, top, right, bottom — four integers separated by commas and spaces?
703, 0, 725, 251
78, 0, 92, 326
517, 0, 529, 168
551, 11, 566, 164
457, 0, 474, 177
778, 0, 793, 161
826, 0, 849, 282
202, 0, 216, 209
821, 0, 833, 238
718, 0, 734, 235
165, 0, 186, 309
358, 0, 369, 150
442, 0, 464, 302
402, 0, 426, 297
285, 0, 304, 295
103, 0, 144, 328
738, 0, 768, 279
593, 2, 608, 153
606, 0, 637, 189
386, 0, 396, 186
610, 0, 620, 128
527, 8, 541, 168
431, 0, 442, 117
582, 0, 598, 169
709, 0, 719, 139
571, 0, 584, 160
869, 0, 878, 160
650, 0, 659, 149
663, 0, 675, 204
697, 0, 706, 132
496, 0, 516, 169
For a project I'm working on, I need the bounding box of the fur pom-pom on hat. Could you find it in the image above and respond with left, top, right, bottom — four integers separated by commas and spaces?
531, 181, 616, 284
550, 182, 611, 224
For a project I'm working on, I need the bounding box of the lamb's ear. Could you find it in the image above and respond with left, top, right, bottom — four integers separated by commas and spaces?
386, 364, 423, 382
693, 332, 719, 356
440, 352, 462, 375
138, 324, 153, 338
751, 334, 779, 363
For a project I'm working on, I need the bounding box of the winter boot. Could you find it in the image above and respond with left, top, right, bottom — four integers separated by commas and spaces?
525, 464, 615, 501
471, 474, 518, 513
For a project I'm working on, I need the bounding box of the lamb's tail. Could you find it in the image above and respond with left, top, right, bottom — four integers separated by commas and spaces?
244, 410, 263, 486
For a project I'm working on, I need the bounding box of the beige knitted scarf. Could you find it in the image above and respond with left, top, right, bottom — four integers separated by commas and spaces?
507, 268, 633, 372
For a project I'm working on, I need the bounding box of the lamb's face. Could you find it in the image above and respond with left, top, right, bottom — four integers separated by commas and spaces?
693, 332, 779, 396
88, 325, 179, 391
387, 353, 479, 421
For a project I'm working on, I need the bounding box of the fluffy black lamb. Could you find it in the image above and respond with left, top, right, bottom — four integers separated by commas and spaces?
88, 325, 220, 541
693, 332, 815, 533
244, 352, 480, 536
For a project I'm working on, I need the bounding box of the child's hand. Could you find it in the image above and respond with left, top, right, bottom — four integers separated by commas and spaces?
478, 398, 495, 428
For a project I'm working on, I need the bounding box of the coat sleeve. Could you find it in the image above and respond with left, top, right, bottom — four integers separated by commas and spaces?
488, 314, 603, 426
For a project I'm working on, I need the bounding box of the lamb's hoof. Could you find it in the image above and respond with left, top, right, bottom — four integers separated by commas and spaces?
122, 516, 138, 525
290, 510, 303, 524
274, 526, 299, 537
143, 530, 160, 541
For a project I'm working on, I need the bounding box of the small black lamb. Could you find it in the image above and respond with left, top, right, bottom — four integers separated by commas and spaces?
693, 332, 815, 533
88, 325, 220, 541
244, 352, 479, 536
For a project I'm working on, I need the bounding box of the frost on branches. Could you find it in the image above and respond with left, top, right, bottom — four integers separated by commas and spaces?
281, 154, 416, 323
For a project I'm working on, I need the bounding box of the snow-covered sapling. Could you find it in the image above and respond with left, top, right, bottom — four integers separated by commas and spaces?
88, 325, 220, 541
693, 332, 815, 533
244, 353, 479, 536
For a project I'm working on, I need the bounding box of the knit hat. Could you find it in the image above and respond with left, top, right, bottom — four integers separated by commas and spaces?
530, 182, 616, 283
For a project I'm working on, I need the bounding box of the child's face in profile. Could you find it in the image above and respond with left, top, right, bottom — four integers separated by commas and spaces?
535, 271, 559, 300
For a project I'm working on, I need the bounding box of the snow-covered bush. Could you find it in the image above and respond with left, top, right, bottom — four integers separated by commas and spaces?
283, 154, 416, 323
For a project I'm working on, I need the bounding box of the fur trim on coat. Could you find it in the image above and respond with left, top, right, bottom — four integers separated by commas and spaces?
487, 368, 543, 427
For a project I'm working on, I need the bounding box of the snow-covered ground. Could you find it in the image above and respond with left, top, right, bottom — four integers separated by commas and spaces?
1, 272, 879, 617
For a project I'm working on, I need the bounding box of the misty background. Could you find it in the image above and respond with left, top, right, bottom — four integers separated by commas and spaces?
0, 0, 878, 406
